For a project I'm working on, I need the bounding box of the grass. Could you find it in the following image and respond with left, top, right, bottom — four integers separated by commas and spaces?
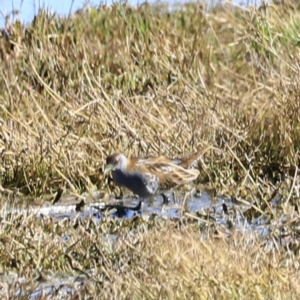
1, 0, 300, 298
1, 1, 300, 198
0, 213, 299, 299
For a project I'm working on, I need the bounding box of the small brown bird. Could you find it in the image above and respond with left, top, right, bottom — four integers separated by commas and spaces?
104, 146, 213, 207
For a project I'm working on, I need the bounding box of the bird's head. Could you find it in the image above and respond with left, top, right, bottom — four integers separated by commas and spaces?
104, 153, 128, 174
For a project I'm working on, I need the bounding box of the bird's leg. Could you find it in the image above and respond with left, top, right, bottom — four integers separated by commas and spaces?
161, 191, 176, 205
172, 190, 176, 203
132, 199, 143, 212
161, 193, 169, 205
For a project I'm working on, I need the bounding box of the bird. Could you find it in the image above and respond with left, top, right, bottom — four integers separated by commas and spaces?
103, 146, 213, 209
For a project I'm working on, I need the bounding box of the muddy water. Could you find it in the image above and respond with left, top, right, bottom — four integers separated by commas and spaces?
36, 190, 240, 221
0, 189, 253, 225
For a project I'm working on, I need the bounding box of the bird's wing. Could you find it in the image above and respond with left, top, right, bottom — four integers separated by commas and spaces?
135, 158, 200, 190
172, 145, 215, 169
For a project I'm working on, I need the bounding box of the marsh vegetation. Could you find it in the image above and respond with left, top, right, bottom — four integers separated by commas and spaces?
1, 1, 300, 298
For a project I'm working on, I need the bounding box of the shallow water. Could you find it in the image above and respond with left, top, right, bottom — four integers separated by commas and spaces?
0, 188, 286, 234
0, 189, 260, 224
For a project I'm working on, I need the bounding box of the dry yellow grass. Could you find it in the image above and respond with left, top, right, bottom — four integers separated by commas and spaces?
0, 213, 299, 299
0, 1, 299, 200
0, 1, 300, 298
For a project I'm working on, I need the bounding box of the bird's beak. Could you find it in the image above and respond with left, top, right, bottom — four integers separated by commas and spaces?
103, 164, 114, 175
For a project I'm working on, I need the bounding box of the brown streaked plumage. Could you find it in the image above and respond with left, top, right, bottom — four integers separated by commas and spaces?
104, 146, 213, 206
171, 145, 214, 169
